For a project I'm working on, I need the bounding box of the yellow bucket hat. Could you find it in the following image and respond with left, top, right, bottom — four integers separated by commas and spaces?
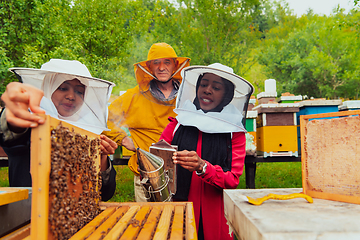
134, 43, 190, 90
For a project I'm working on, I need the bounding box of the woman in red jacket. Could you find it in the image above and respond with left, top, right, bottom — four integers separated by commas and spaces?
160, 63, 254, 240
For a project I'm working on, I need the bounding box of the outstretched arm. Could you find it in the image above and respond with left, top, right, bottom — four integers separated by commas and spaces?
1, 82, 45, 131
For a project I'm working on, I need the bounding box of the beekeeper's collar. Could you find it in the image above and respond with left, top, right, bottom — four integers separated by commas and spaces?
174, 63, 254, 134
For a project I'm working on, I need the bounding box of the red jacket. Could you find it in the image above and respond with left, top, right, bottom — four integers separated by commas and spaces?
160, 118, 246, 240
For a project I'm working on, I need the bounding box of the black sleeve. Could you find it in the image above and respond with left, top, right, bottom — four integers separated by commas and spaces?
100, 160, 117, 201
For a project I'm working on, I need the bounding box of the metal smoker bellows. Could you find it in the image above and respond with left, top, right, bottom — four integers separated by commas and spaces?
137, 148, 172, 202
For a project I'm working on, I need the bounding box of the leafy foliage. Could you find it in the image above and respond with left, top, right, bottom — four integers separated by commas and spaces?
258, 10, 360, 99
1, 0, 360, 99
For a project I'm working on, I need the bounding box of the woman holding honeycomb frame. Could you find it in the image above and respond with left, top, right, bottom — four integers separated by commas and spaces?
0, 59, 117, 201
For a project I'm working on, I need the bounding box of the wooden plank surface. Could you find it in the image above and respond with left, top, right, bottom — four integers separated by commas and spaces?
153, 205, 174, 240
0, 188, 28, 206
87, 207, 129, 240
169, 205, 184, 240
185, 202, 197, 240
69, 207, 117, 240
103, 206, 140, 240
224, 188, 360, 240
119, 206, 151, 240
0, 224, 30, 240
136, 206, 162, 240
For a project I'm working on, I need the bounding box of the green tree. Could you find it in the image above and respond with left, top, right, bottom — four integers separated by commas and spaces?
0, 0, 70, 93
149, 0, 262, 76
258, 12, 360, 99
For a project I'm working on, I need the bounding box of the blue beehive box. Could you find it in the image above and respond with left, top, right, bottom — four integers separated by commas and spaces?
296, 99, 342, 153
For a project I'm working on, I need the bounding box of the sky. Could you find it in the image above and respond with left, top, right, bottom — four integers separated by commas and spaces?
282, 0, 357, 16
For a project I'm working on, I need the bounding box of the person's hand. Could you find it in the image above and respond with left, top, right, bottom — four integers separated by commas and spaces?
1, 82, 45, 131
121, 136, 136, 151
99, 135, 118, 171
100, 135, 118, 155
172, 150, 206, 172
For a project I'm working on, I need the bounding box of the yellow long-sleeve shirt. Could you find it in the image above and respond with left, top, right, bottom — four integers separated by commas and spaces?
103, 86, 177, 175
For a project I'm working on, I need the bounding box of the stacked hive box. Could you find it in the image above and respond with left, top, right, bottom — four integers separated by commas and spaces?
278, 94, 302, 103
0, 188, 31, 237
253, 103, 299, 158
245, 110, 257, 156
338, 100, 360, 111
296, 99, 342, 154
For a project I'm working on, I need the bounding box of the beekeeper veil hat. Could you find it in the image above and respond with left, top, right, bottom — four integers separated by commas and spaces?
175, 63, 254, 133
9, 59, 115, 134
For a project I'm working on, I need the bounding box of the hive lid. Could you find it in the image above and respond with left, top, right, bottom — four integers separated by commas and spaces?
298, 99, 342, 107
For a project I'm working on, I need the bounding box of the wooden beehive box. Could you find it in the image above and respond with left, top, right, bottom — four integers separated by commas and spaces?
3, 202, 198, 240
30, 115, 102, 240
253, 103, 299, 157
300, 110, 360, 204
69, 201, 197, 240
245, 110, 257, 156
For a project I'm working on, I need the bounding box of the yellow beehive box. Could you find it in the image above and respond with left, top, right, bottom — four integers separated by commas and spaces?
256, 125, 298, 157
300, 110, 360, 204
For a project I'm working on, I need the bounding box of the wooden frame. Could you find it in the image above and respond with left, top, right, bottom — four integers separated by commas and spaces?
30, 115, 100, 240
70, 202, 198, 240
300, 110, 360, 204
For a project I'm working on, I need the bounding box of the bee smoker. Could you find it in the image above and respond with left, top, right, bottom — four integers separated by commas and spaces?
136, 148, 172, 202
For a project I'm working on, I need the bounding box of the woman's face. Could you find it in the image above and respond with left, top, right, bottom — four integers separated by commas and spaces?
51, 79, 86, 117
196, 73, 226, 112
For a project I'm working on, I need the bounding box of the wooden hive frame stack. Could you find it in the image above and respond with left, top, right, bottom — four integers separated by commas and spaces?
3, 115, 198, 240
300, 110, 360, 204
70, 202, 197, 240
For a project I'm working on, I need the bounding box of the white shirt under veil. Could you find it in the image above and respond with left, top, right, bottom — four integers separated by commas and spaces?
39, 73, 109, 134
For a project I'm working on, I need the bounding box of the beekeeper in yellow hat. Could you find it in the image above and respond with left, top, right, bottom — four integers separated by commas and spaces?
104, 42, 190, 202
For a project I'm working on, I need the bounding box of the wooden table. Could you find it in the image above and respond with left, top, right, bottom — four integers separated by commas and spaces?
224, 188, 360, 240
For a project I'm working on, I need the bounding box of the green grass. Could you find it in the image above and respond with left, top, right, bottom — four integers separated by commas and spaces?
109, 165, 135, 202
0, 162, 302, 201
237, 162, 302, 189
0, 167, 9, 187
